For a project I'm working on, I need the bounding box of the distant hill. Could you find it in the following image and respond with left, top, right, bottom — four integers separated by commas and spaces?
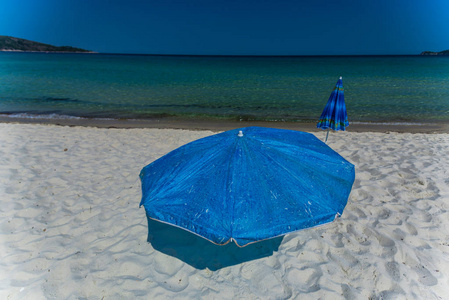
0, 36, 93, 53
420, 50, 449, 56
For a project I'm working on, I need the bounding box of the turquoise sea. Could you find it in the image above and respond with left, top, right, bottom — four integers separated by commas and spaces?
1, 52, 448, 124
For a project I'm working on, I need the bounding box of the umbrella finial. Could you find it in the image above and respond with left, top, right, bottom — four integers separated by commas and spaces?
238, 130, 244, 137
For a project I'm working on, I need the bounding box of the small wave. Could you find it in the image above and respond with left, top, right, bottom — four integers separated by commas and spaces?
0, 113, 114, 121
351, 121, 434, 126
41, 97, 81, 103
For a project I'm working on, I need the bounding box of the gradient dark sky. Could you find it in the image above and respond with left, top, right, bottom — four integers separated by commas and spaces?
1, 0, 448, 55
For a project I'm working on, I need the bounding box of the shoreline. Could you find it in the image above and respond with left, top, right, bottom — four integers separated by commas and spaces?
1, 115, 448, 133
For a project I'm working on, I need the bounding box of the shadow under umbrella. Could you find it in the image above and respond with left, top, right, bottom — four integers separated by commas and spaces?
146, 215, 283, 271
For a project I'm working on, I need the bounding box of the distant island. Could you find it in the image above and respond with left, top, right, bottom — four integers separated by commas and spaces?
0, 36, 94, 53
420, 50, 449, 56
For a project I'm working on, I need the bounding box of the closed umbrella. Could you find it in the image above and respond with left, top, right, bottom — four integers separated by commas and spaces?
317, 77, 349, 142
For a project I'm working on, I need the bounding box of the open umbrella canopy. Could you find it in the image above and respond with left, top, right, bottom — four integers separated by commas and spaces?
140, 127, 355, 247
317, 77, 349, 131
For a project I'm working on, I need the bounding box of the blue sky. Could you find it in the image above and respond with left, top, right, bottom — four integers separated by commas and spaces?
1, 0, 448, 55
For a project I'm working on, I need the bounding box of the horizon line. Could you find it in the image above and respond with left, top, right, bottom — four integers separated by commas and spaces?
1, 50, 439, 57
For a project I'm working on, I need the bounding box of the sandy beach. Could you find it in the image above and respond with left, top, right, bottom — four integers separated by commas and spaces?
1, 122, 448, 299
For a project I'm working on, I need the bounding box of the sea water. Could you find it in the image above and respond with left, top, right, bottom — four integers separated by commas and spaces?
1, 52, 448, 124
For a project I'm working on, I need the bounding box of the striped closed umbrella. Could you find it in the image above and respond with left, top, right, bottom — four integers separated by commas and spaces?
317, 77, 348, 142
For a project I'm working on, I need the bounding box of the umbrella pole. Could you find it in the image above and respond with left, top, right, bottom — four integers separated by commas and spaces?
325, 129, 330, 143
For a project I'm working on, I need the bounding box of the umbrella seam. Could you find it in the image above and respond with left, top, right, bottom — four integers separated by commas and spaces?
226, 136, 242, 239
233, 211, 341, 247
255, 147, 338, 213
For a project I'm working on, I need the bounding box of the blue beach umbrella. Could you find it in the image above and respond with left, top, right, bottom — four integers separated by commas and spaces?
140, 127, 355, 247
317, 77, 349, 142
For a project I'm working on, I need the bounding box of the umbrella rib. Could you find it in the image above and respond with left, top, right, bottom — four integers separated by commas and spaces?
148, 140, 228, 201
225, 138, 242, 240
255, 146, 338, 213
254, 135, 349, 166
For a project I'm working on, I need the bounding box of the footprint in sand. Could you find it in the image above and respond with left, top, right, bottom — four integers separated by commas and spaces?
151, 252, 189, 292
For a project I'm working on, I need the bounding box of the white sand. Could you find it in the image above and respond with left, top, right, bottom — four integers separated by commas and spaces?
1, 123, 448, 299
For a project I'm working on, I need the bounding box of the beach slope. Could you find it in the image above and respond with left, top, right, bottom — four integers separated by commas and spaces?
0, 124, 448, 299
